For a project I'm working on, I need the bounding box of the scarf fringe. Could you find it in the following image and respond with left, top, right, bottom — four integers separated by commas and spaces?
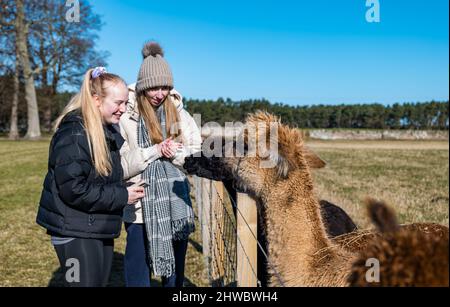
149, 218, 195, 277
152, 257, 176, 277
172, 217, 196, 241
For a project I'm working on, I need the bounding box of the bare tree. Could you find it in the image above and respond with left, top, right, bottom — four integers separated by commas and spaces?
1, 0, 19, 138
14, 0, 41, 139
29, 0, 108, 131
1, 0, 108, 136
8, 48, 20, 140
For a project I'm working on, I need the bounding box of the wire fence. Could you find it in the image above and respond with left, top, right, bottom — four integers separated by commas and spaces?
193, 176, 285, 287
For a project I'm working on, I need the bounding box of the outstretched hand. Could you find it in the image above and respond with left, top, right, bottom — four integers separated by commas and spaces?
158, 138, 183, 158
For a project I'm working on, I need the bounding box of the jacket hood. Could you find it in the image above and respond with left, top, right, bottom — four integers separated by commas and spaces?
61, 109, 83, 124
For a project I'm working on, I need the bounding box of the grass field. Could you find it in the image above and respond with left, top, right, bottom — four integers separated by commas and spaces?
0, 138, 448, 286
309, 140, 449, 228
0, 139, 209, 287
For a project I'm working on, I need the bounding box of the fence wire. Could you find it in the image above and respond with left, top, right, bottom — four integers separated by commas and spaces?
194, 176, 285, 287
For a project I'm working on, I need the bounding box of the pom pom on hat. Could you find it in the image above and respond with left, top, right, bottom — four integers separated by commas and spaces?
142, 41, 164, 59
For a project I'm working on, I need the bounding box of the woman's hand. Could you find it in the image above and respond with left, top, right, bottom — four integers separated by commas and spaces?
127, 186, 145, 204
158, 138, 183, 159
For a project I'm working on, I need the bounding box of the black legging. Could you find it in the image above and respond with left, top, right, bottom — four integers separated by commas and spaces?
54, 238, 114, 287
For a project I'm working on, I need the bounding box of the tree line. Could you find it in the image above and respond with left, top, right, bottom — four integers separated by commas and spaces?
1, 81, 448, 133
185, 98, 449, 130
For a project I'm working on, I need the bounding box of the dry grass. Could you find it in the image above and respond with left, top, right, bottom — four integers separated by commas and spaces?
307, 140, 449, 229
0, 138, 448, 286
0, 139, 208, 287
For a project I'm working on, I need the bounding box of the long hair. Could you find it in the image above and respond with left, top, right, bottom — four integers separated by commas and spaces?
54, 69, 126, 177
136, 92, 182, 144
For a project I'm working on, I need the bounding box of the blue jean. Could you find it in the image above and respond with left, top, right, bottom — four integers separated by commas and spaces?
124, 223, 188, 287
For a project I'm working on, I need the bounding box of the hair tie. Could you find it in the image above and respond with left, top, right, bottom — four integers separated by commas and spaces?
91, 67, 107, 79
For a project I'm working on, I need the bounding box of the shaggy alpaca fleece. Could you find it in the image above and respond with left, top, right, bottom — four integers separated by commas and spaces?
186, 111, 449, 287
349, 228, 449, 286
348, 199, 449, 287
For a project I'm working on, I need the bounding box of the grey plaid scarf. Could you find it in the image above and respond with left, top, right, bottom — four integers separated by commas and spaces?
137, 103, 195, 277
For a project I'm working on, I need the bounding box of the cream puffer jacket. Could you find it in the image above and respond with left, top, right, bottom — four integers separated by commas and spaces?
119, 83, 202, 223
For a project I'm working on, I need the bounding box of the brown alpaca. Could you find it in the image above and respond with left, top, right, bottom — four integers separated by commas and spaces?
186, 111, 449, 286
348, 199, 449, 287
184, 154, 358, 238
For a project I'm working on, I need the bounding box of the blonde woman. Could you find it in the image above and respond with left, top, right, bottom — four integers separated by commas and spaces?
119, 42, 201, 287
36, 67, 145, 287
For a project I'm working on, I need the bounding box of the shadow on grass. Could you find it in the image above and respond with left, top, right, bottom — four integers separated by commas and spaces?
183, 277, 198, 287
48, 235, 206, 287
188, 238, 203, 254
47, 252, 163, 287
46, 251, 204, 287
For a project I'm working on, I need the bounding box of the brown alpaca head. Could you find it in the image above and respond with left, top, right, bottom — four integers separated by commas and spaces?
185, 111, 326, 199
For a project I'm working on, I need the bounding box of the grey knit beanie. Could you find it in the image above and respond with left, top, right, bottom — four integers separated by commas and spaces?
136, 41, 173, 93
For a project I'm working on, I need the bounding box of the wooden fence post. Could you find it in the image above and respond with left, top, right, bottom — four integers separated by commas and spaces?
201, 178, 211, 270
236, 192, 258, 287
196, 175, 258, 287
210, 181, 226, 285
195, 176, 202, 231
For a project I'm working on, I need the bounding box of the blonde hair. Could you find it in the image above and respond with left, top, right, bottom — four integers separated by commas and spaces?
136, 92, 182, 144
54, 69, 126, 177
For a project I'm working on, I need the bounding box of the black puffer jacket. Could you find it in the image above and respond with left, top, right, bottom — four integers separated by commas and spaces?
36, 110, 128, 239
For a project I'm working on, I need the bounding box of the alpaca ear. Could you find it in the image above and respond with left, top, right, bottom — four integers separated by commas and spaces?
275, 154, 293, 179
273, 147, 325, 178
365, 197, 400, 233
304, 147, 326, 169
267, 148, 294, 179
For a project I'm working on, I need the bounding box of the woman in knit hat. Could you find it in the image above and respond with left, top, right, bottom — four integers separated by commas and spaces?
119, 41, 202, 287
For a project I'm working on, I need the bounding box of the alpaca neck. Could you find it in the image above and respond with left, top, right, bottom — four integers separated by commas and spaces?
261, 171, 337, 285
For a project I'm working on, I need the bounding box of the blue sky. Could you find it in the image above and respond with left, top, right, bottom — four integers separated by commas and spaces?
90, 0, 449, 106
